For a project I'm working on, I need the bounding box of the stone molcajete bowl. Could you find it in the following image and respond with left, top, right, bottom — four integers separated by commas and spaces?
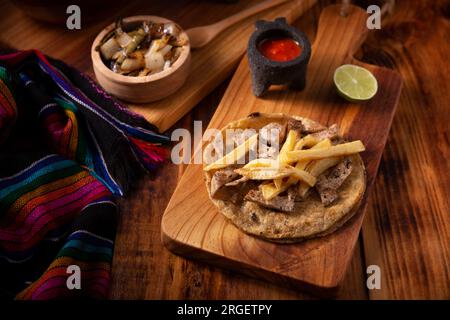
247, 17, 311, 97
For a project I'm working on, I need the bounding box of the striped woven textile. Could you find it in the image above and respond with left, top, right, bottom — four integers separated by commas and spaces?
0, 50, 169, 299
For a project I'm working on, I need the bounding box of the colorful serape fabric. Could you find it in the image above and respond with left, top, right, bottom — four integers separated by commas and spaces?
0, 50, 169, 299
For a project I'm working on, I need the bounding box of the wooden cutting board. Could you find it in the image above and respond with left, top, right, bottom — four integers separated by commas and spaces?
128, 0, 317, 132
161, 4, 402, 296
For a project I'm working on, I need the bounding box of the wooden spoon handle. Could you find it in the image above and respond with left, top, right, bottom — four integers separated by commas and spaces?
212, 0, 290, 34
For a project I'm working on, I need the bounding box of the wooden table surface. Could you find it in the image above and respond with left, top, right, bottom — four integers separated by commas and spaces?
0, 0, 448, 299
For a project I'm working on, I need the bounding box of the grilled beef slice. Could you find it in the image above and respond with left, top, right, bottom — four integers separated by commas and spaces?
287, 119, 326, 134
257, 144, 279, 159
210, 168, 239, 198
225, 176, 249, 187
228, 129, 255, 147
315, 158, 353, 206
245, 188, 295, 212
256, 122, 287, 159
286, 119, 304, 133
260, 122, 286, 146
310, 124, 339, 141
210, 168, 256, 204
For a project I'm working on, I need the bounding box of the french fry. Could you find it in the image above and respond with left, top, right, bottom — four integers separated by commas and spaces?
307, 156, 342, 177
261, 183, 279, 200
294, 134, 320, 150
278, 130, 298, 164
274, 135, 327, 192
297, 156, 342, 197
243, 158, 276, 169
286, 165, 317, 186
274, 178, 284, 189
242, 130, 300, 171
234, 167, 292, 180
204, 134, 258, 171
274, 130, 299, 188
260, 166, 316, 200
294, 138, 332, 170
261, 139, 332, 200
297, 182, 310, 198
311, 138, 332, 149
287, 140, 365, 162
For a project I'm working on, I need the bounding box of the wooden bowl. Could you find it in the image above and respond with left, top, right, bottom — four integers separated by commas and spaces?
91, 15, 191, 103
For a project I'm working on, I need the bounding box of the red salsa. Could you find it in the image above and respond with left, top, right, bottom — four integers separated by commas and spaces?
258, 38, 302, 62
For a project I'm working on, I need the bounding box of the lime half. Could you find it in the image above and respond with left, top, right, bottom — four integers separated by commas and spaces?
333, 64, 378, 102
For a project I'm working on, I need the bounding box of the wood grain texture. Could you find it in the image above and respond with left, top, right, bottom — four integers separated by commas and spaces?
128, 0, 317, 132
357, 0, 450, 299
161, 4, 402, 296
1, 0, 447, 299
109, 2, 370, 299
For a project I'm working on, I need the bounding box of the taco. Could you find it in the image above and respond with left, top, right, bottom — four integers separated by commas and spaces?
203, 113, 366, 243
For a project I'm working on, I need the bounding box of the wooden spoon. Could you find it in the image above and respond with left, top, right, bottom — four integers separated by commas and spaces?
186, 0, 290, 49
